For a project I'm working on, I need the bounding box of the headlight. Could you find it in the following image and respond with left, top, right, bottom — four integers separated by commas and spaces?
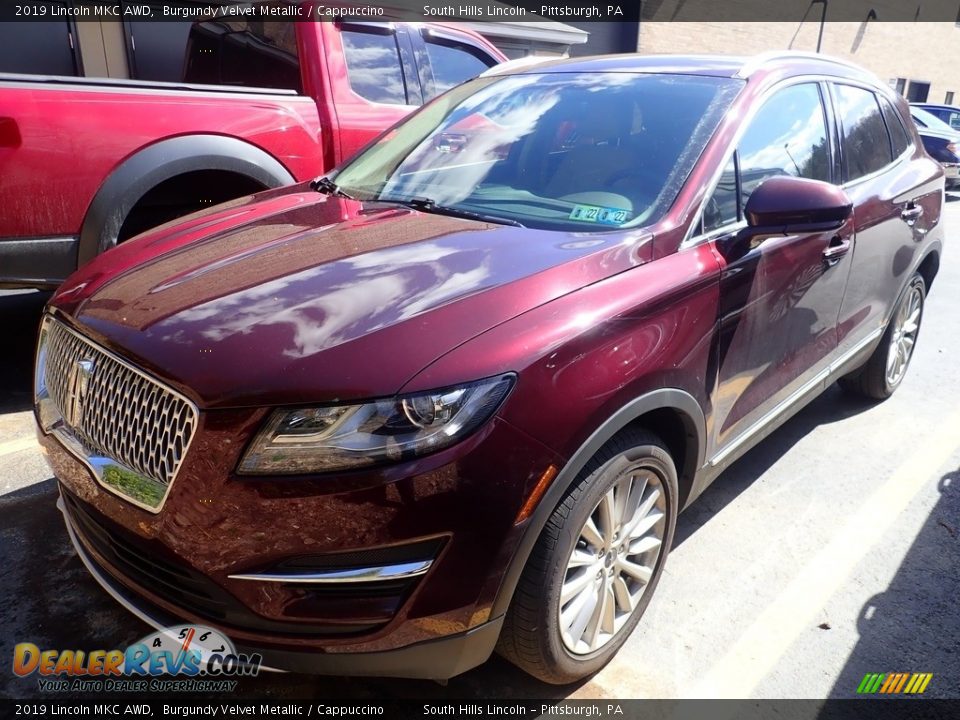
238, 374, 514, 474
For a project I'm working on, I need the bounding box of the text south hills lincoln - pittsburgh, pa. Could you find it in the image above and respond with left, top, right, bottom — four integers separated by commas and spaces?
421, 5, 626, 18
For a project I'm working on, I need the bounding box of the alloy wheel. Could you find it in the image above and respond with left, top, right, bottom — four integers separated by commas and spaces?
886, 284, 922, 387
559, 468, 666, 655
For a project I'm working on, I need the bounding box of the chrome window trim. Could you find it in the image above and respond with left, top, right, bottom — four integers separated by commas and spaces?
832, 81, 915, 189
682, 74, 835, 249
681, 73, 911, 250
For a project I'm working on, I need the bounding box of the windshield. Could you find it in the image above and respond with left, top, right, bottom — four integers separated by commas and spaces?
911, 107, 956, 133
332, 72, 743, 231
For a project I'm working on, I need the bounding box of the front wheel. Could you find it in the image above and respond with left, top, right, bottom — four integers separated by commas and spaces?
497, 429, 678, 684
839, 273, 925, 400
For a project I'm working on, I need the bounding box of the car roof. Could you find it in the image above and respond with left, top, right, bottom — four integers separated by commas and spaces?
492, 51, 876, 83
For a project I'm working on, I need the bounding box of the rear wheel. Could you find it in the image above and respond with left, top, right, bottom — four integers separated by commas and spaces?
839, 272, 925, 400
497, 429, 678, 684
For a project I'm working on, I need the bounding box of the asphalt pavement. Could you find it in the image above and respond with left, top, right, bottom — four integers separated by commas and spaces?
1, 198, 958, 701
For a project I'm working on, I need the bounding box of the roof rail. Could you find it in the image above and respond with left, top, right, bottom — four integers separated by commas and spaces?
736, 50, 873, 79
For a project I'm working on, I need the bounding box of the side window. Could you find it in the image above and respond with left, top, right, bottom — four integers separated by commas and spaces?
182, 20, 301, 91
878, 97, 910, 158
423, 37, 496, 99
738, 83, 830, 213
125, 21, 192, 82
834, 84, 893, 182
702, 157, 738, 233
0, 13, 77, 76
341, 29, 408, 105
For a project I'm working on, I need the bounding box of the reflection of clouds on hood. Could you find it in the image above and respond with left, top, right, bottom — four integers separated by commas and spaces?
398, 262, 490, 319
157, 241, 491, 359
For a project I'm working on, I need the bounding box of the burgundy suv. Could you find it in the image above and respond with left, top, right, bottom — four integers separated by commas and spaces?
35, 52, 943, 684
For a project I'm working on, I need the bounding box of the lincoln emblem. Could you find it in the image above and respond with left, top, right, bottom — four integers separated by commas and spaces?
64, 358, 94, 428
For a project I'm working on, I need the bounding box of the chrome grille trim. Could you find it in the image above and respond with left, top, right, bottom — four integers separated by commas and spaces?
35, 315, 199, 512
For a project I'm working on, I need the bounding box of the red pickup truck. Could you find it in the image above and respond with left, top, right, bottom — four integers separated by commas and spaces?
0, 11, 504, 288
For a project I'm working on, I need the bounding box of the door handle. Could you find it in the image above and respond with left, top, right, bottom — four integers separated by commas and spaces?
900, 204, 924, 226
822, 235, 851, 268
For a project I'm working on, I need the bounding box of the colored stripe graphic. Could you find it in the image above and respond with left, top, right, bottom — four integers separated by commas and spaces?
857, 672, 932, 694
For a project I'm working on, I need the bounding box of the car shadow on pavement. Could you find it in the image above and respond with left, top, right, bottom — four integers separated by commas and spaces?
826, 470, 960, 699
673, 383, 877, 548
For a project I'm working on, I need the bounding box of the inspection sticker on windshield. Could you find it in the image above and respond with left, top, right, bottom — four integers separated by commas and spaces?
569, 204, 631, 225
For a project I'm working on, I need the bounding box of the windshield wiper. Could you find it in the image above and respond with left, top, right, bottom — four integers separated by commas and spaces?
382, 196, 525, 228
310, 176, 354, 199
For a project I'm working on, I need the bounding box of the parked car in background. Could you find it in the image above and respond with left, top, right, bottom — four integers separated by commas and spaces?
0, 4, 504, 288
909, 106, 960, 189
36, 52, 942, 684
913, 102, 960, 131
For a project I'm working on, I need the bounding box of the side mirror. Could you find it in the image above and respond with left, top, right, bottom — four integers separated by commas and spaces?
741, 175, 853, 243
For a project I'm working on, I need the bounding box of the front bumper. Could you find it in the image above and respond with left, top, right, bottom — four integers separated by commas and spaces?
58, 492, 504, 679
40, 402, 562, 678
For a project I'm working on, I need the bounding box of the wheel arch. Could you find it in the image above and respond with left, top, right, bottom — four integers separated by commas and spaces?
78, 134, 296, 265
916, 245, 940, 292
490, 388, 706, 619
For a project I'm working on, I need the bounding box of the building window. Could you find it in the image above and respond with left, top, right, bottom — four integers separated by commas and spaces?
889, 78, 907, 96
906, 81, 930, 103
947, 91, 956, 105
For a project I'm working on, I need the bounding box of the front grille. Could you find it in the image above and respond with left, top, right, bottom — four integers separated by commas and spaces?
62, 490, 382, 637
41, 317, 197, 491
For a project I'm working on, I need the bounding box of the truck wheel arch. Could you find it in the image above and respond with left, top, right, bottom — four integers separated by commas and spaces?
78, 135, 296, 266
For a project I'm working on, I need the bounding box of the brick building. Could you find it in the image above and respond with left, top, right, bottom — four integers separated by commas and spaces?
638, 1, 960, 105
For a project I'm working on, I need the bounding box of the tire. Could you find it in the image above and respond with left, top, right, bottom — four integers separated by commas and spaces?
497, 428, 678, 684
839, 273, 925, 400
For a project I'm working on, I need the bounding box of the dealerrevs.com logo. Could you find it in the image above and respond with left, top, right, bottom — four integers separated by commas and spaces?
13, 625, 262, 693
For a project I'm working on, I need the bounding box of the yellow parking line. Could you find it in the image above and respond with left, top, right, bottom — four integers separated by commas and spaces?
685, 405, 960, 699
0, 436, 37, 458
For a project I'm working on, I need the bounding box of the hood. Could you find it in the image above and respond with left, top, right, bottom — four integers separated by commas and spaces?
52, 189, 647, 408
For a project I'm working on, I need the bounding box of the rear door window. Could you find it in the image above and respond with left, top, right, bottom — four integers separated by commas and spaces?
422, 35, 496, 98
182, 20, 301, 91
833, 84, 893, 182
0, 9, 78, 76
341, 28, 409, 105
878, 97, 911, 158
124, 21, 192, 82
